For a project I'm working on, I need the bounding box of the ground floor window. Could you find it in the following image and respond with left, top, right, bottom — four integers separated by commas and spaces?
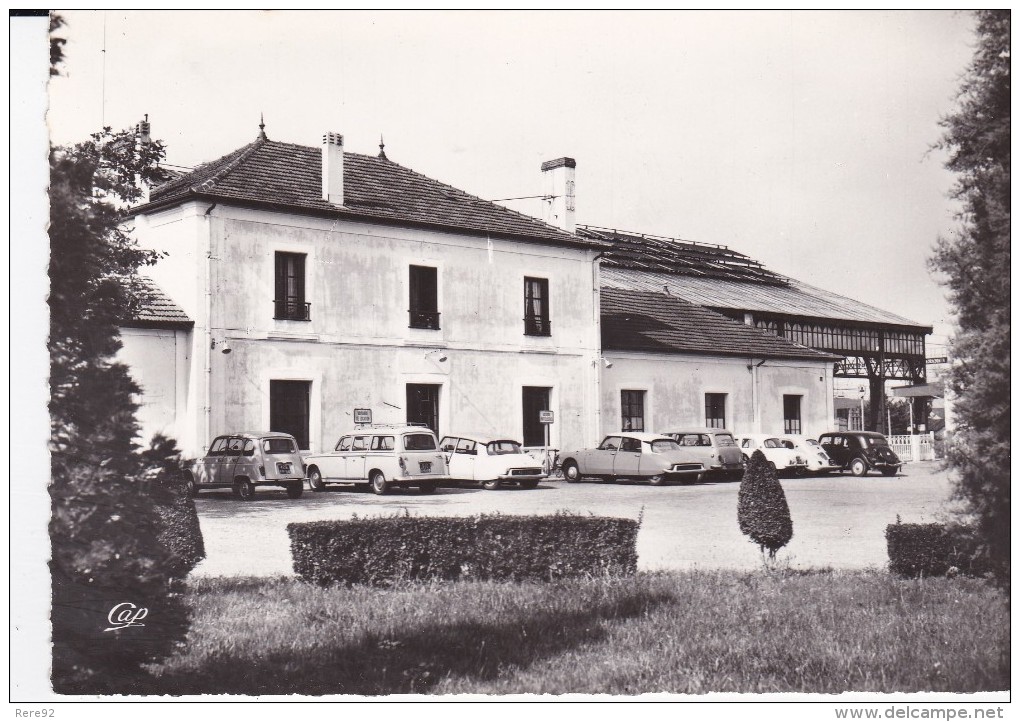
705, 393, 727, 428
621, 390, 645, 432
522, 386, 552, 446
270, 380, 311, 450
406, 383, 441, 434
784, 394, 803, 434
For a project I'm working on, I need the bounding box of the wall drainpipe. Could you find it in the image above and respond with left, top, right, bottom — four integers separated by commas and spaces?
204, 202, 217, 452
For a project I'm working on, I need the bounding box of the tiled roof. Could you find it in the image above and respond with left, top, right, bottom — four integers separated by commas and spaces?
580, 225, 789, 285
602, 267, 929, 330
138, 138, 604, 250
601, 287, 838, 361
123, 277, 193, 328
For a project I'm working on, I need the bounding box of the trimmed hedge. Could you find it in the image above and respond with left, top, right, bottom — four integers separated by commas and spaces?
885, 521, 991, 579
288, 512, 639, 586
737, 450, 793, 559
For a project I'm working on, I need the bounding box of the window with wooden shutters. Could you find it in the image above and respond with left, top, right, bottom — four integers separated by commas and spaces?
274, 252, 309, 321
409, 265, 440, 329
524, 277, 550, 336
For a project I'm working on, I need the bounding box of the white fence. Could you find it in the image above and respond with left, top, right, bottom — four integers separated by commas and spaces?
887, 432, 937, 462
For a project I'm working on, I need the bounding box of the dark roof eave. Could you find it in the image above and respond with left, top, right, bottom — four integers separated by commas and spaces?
121, 319, 195, 331
128, 191, 609, 252
726, 307, 933, 335
602, 343, 841, 363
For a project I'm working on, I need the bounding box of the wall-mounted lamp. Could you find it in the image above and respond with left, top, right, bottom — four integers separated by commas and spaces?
595, 357, 613, 369
425, 350, 448, 363
746, 359, 766, 371
210, 339, 232, 354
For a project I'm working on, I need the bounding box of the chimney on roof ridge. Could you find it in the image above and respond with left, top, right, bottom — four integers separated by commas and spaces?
541, 157, 576, 233
322, 132, 344, 206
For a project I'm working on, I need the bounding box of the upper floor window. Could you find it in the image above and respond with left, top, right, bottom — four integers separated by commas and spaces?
409, 265, 440, 330
705, 393, 727, 429
524, 277, 550, 336
784, 394, 803, 435
274, 252, 310, 321
621, 390, 645, 432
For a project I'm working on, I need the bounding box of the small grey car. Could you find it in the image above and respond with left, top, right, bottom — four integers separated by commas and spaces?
183, 432, 306, 500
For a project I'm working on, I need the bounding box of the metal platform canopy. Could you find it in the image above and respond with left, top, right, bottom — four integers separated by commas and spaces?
581, 226, 933, 433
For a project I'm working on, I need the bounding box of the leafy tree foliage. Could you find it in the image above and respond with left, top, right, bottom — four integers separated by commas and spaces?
737, 450, 793, 562
49, 12, 65, 76
48, 31, 198, 687
930, 10, 1010, 587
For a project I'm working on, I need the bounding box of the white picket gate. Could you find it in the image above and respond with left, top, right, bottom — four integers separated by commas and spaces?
887, 433, 936, 462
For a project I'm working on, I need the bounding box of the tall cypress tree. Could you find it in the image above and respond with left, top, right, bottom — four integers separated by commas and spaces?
930, 10, 1010, 588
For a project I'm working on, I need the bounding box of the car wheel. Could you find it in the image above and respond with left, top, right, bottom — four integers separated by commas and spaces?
769, 461, 778, 473
183, 473, 198, 498
742, 453, 749, 463
286, 482, 304, 499
850, 458, 868, 477
308, 467, 326, 492
563, 461, 581, 483
482, 478, 500, 491
881, 468, 898, 477
649, 474, 665, 486
795, 466, 808, 477
234, 479, 256, 501
371, 471, 389, 495
419, 481, 438, 494
519, 479, 539, 490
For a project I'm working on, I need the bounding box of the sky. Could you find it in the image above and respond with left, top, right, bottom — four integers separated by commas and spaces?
45, 10, 978, 347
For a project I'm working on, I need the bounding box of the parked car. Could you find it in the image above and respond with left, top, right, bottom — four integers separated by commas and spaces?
817, 431, 903, 477
559, 433, 706, 485
439, 433, 546, 489
182, 432, 306, 500
734, 434, 808, 475
660, 427, 745, 478
305, 425, 449, 495
778, 435, 839, 475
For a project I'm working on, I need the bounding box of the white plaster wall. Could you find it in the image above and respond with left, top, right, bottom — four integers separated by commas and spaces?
601, 352, 833, 437
117, 327, 191, 448
133, 203, 601, 454
215, 340, 592, 454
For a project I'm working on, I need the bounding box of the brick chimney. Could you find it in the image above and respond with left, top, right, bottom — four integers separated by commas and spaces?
322, 132, 344, 205
541, 157, 576, 233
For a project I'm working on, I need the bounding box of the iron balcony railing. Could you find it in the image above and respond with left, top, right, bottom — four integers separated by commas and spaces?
274, 300, 311, 321
409, 309, 441, 330
524, 316, 551, 336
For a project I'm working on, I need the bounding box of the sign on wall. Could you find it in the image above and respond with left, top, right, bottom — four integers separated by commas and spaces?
539, 410, 554, 424
354, 408, 373, 425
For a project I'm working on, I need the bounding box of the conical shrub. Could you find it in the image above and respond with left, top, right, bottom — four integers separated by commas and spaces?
738, 449, 793, 560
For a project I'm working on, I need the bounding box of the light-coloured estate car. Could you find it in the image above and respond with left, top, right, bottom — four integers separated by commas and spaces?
734, 434, 808, 475
305, 425, 449, 495
559, 433, 706, 485
439, 433, 547, 490
778, 435, 839, 475
660, 427, 745, 478
183, 432, 306, 500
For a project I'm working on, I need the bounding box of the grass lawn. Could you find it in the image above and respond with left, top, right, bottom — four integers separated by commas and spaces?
142, 570, 1008, 696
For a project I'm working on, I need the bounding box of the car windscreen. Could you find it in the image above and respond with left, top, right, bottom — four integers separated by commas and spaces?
487, 440, 522, 455
403, 433, 437, 451
651, 440, 681, 452
715, 434, 736, 446
763, 438, 782, 448
263, 438, 296, 454
805, 439, 821, 447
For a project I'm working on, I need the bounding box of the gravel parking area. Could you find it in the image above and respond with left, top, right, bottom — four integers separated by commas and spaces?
189, 461, 954, 578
